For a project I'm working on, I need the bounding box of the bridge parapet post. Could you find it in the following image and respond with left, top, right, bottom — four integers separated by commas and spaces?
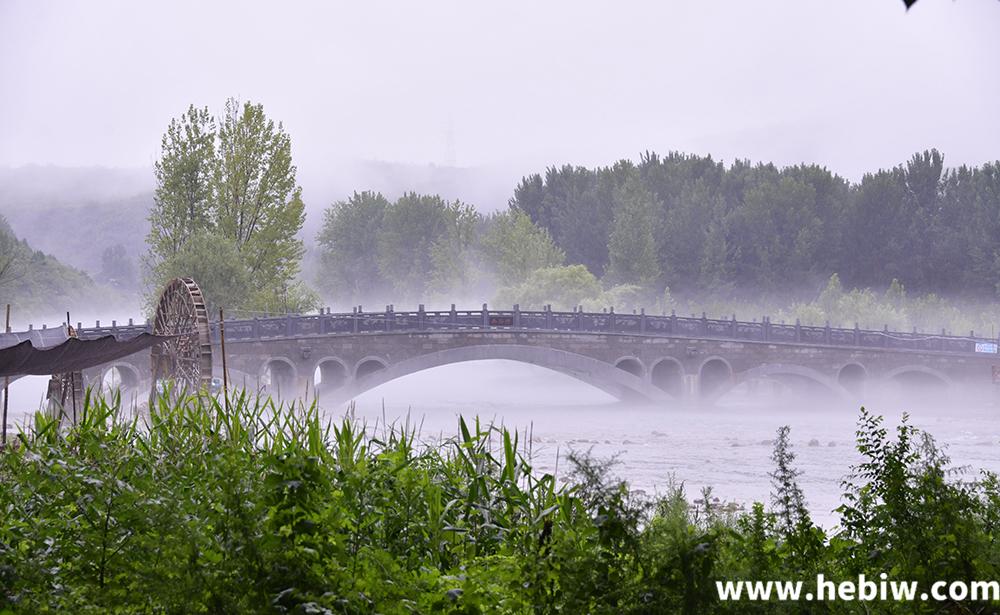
883, 325, 889, 347
418, 304, 425, 330
482, 304, 489, 329
450, 304, 457, 328
640, 308, 646, 334
576, 306, 583, 331
352, 308, 359, 333
825, 321, 831, 344
701, 312, 708, 337
386, 305, 394, 332
609, 307, 615, 332
762, 316, 770, 341
513, 304, 521, 329
731, 314, 737, 337
795, 319, 801, 342
854, 323, 860, 346
545, 304, 552, 329
670, 309, 676, 334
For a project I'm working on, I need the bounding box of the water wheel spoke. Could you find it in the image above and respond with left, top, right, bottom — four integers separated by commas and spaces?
150, 277, 213, 400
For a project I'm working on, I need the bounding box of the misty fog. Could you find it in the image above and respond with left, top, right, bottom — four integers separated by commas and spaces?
3, 0, 1000, 532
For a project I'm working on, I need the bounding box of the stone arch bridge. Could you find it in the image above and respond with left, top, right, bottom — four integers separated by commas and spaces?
74, 305, 1000, 406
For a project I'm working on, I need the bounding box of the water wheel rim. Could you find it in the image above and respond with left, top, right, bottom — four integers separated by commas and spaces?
150, 277, 212, 397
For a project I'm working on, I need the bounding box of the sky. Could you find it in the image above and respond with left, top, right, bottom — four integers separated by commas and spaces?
0, 0, 998, 187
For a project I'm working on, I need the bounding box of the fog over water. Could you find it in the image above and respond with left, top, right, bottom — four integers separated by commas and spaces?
328, 360, 1000, 529
5, 336, 1000, 528
3, 0, 1000, 529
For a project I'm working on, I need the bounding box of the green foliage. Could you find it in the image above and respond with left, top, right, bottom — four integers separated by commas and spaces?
315, 191, 392, 304
148, 105, 215, 263
480, 210, 565, 286
775, 273, 998, 334
512, 150, 1000, 300
606, 176, 661, 288
0, 215, 110, 313
98, 244, 137, 289
154, 229, 252, 312
316, 191, 483, 304
213, 99, 306, 292
375, 193, 477, 301
1, 396, 999, 613
146, 100, 315, 315
495, 264, 603, 310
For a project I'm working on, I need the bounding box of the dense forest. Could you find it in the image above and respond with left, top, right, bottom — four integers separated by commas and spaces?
315, 150, 1000, 335
511, 149, 1000, 298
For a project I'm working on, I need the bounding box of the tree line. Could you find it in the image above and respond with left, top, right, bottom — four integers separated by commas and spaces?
147, 99, 1000, 330
511, 150, 1000, 299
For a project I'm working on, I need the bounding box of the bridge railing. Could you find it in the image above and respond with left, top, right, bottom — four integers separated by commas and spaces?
69, 306, 998, 357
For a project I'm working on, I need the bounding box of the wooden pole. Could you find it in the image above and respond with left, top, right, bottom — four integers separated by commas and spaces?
219, 307, 229, 414
2, 304, 9, 446
67, 311, 78, 426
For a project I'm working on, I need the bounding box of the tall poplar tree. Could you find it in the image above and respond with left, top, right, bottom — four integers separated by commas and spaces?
145, 100, 314, 313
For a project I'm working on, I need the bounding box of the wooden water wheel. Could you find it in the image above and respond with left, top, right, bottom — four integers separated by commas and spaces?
149, 277, 212, 401
46, 323, 83, 425
46, 370, 83, 424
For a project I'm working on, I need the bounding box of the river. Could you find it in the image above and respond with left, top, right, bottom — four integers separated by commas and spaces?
5, 359, 999, 529
332, 360, 1000, 529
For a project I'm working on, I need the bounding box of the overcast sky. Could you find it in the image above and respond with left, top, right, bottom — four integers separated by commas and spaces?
1, 0, 998, 183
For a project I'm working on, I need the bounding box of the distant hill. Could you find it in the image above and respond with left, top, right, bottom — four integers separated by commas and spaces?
0, 214, 109, 315
0, 166, 153, 278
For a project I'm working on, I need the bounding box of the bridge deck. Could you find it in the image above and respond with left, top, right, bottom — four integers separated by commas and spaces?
65, 307, 999, 357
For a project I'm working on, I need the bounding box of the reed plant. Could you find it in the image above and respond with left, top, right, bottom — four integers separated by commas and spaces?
1, 392, 998, 614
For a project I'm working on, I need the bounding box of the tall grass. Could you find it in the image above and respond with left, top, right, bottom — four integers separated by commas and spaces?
1, 393, 999, 614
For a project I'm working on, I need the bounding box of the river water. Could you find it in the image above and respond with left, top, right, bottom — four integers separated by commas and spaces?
328, 360, 1000, 529
6, 359, 999, 529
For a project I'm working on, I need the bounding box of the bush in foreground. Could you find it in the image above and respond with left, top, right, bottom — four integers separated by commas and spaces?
1, 392, 998, 614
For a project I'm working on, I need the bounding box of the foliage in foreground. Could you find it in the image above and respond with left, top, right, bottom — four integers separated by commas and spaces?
1, 393, 999, 614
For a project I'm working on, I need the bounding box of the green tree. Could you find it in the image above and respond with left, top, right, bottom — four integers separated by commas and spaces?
99, 244, 136, 289
480, 209, 564, 285
145, 100, 315, 313
495, 264, 602, 310
0, 215, 24, 291
147, 105, 215, 263
212, 99, 306, 294
605, 176, 661, 288
376, 193, 477, 300
154, 230, 252, 313
315, 191, 391, 304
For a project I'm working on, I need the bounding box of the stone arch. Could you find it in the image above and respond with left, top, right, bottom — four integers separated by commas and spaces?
614, 356, 645, 379
882, 365, 952, 389
650, 357, 684, 398
698, 356, 734, 400
838, 363, 867, 396
313, 357, 350, 393
326, 345, 671, 405
355, 356, 388, 381
733, 363, 849, 400
98, 363, 143, 397
260, 357, 298, 399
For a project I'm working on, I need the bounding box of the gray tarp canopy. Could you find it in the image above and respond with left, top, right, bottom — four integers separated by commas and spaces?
0, 329, 170, 379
